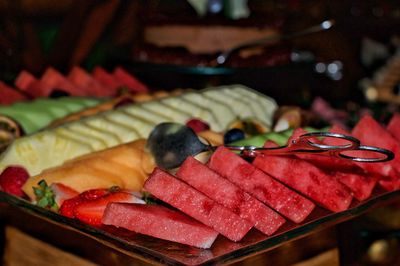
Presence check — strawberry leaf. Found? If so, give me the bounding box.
[33,180,58,212]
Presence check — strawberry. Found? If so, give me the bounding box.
[79,188,109,201]
[0,166,29,197]
[50,183,79,206]
[59,188,108,218]
[74,191,145,226]
[59,195,84,218]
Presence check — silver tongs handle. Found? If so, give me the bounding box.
[226,132,395,163]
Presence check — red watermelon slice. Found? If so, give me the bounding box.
[208,147,315,223]
[14,71,47,98]
[144,168,253,242]
[351,115,400,180]
[92,67,123,95]
[0,81,27,105]
[113,67,148,93]
[41,67,84,96]
[387,113,400,142]
[68,66,109,97]
[177,157,286,236]
[102,203,219,249]
[253,141,353,212]
[14,70,38,92]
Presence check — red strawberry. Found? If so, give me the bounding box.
[186,118,210,133]
[0,166,29,197]
[74,191,145,226]
[50,183,79,207]
[59,195,84,218]
[79,188,109,201]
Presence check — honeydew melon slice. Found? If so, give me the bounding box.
[0,107,53,134]
[84,116,137,143]
[110,110,154,138]
[66,122,120,148]
[55,126,107,150]
[122,104,169,125]
[231,86,277,127]
[160,96,220,131]
[57,97,102,108]
[203,89,254,121]
[221,89,264,124]
[181,92,235,132]
[139,101,190,124]
[0,130,92,176]
[101,111,141,138]
[29,99,72,117]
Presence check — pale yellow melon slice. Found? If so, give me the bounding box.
[22,139,155,200]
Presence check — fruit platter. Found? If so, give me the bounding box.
[1,76,400,265]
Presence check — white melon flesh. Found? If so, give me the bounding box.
[0,130,92,176]
[181,92,235,132]
[203,89,254,121]
[88,115,139,143]
[57,125,108,150]
[137,101,190,124]
[113,110,154,138]
[160,97,219,129]
[77,120,121,146]
[232,86,277,126]
[101,111,142,137]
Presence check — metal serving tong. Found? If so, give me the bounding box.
[147,123,395,169]
[226,132,394,162]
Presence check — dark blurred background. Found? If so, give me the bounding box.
[0,0,399,106]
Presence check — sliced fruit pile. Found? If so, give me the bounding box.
[1,113,399,250]
[0,85,277,176]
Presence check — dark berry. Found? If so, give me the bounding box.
[224,128,245,144]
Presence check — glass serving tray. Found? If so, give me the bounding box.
[1,187,400,265]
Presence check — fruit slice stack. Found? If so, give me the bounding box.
[0,85,277,176]
[2,113,400,249]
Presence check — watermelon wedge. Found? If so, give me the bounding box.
[14,71,47,98]
[14,70,38,92]
[103,203,219,249]
[177,157,286,235]
[208,147,315,223]
[144,168,253,242]
[92,67,123,95]
[351,115,400,180]
[68,66,109,97]
[0,81,27,105]
[387,113,400,142]
[113,67,148,93]
[41,67,84,97]
[253,143,353,212]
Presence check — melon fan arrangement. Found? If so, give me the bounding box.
[0,84,400,249]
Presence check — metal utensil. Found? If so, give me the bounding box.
[147,122,394,169]
[212,19,335,66]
